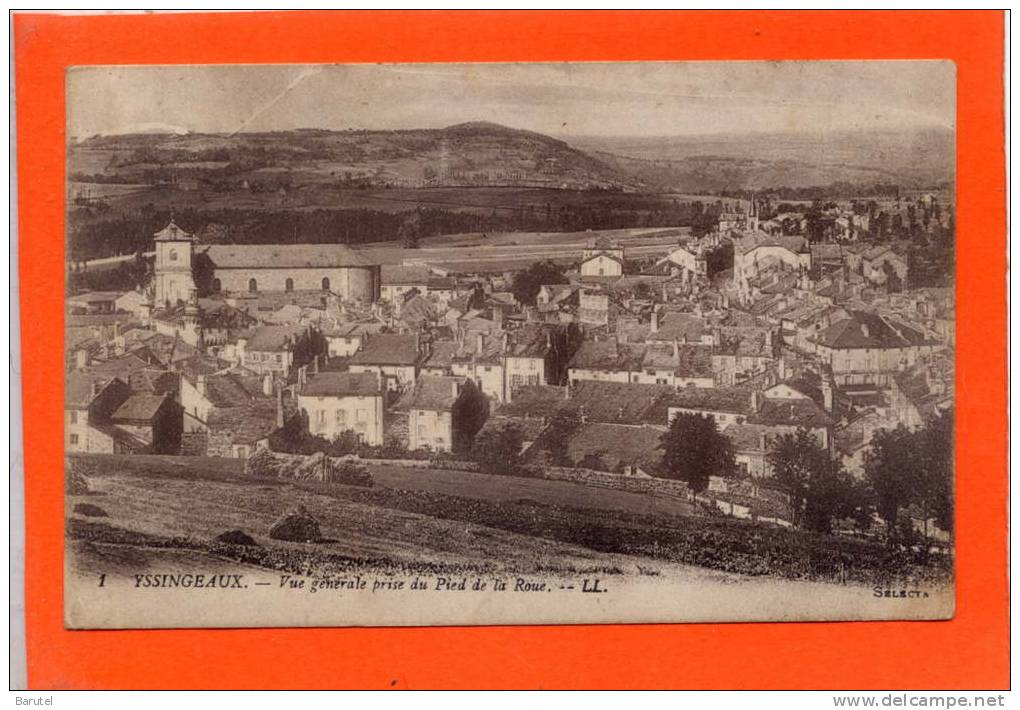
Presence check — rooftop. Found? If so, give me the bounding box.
[349,333,421,366]
[203,243,377,269]
[395,375,468,412]
[301,371,382,398]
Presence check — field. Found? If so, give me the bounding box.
[67,454,950,589]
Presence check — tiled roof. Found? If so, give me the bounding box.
[301,371,382,398]
[349,333,420,366]
[811,310,926,350]
[567,380,673,425]
[245,325,306,352]
[751,397,832,429]
[665,386,754,415]
[648,311,707,342]
[110,393,170,423]
[568,340,645,371]
[495,385,569,419]
[203,244,377,269]
[395,375,468,412]
[203,373,267,408]
[381,264,431,285]
[65,372,123,408]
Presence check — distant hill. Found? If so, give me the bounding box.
[70,122,639,191]
[68,122,954,207]
[568,128,954,191]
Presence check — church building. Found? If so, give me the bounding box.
[152,220,382,308]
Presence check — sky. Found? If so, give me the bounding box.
[67,61,955,139]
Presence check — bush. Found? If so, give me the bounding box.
[214,530,261,547]
[66,456,96,494]
[73,502,108,518]
[269,505,322,542]
[324,459,374,487]
[245,447,279,478]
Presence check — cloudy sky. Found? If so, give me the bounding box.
[67,61,955,139]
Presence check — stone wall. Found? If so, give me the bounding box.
[540,466,693,499]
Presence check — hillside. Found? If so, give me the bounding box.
[70,121,639,192]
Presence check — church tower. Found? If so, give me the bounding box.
[153,218,196,308]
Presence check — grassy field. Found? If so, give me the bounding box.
[67,454,951,587]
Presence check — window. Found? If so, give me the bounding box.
[248,278,258,293]
[357,409,367,422]
[285,278,294,292]
[335,410,346,423]
[69,411,78,424]
[69,434,79,445]
[169,249,178,262]
[321,277,331,291]
[212,278,221,293]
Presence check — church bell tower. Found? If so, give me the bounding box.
[153,218,196,309]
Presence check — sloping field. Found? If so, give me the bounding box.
[67,454,950,587]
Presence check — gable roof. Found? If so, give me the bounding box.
[203,244,376,269]
[665,386,755,416]
[245,324,306,352]
[110,393,171,423]
[301,371,382,398]
[811,310,927,350]
[349,333,420,366]
[395,375,468,412]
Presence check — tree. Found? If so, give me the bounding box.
[917,408,954,534]
[539,407,582,467]
[768,428,865,533]
[659,412,735,493]
[399,211,422,249]
[473,425,524,476]
[511,260,568,307]
[864,425,921,537]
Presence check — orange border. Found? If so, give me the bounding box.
[15,10,1007,690]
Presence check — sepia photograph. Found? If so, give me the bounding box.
[62,60,956,629]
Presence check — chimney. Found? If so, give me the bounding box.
[262,373,272,397]
[751,390,762,413]
[75,349,88,370]
[672,339,680,358]
[759,433,768,451]
[451,379,460,399]
[197,374,207,396]
[651,309,660,333]
[493,307,503,330]
[275,386,285,428]
[765,329,774,348]
[476,332,485,356]
[778,357,787,381]
[564,383,571,400]
[313,355,320,374]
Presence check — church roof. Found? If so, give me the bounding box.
[154,220,193,242]
[202,244,377,269]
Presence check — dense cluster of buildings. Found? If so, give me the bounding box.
[66,206,954,501]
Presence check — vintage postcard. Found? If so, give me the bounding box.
[63,61,955,629]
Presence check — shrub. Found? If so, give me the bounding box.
[324,459,374,487]
[268,505,321,542]
[214,530,261,547]
[245,447,279,478]
[73,502,108,518]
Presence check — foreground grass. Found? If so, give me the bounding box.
[68,454,952,586]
